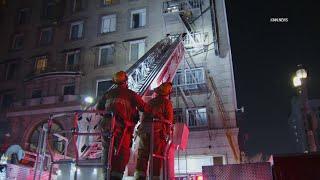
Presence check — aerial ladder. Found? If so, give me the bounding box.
[30,35,186,180]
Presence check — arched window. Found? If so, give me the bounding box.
[29,122,64,154]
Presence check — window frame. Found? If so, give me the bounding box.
[39,27,53,45]
[98,44,114,66]
[65,50,80,70]
[173,67,205,88]
[100,0,119,7]
[63,84,76,95]
[5,63,17,80]
[100,14,117,34]
[129,39,145,62]
[12,33,24,50]
[186,107,208,127]
[44,1,55,18]
[31,89,42,99]
[17,8,30,25]
[184,67,205,89]
[96,79,113,97]
[34,56,48,73]
[69,21,84,40]
[130,8,147,29]
[72,0,86,12]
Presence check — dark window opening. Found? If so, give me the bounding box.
[32,90,42,98]
[72,0,86,12]
[132,13,140,28]
[17,8,30,25]
[5,63,17,80]
[12,34,24,50]
[2,94,13,109]
[39,28,53,45]
[97,80,113,97]
[63,85,75,95]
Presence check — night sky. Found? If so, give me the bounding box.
[226,0,320,155]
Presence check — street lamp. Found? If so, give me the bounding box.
[84,96,94,104]
[293,76,302,88]
[292,65,307,88]
[291,65,317,152]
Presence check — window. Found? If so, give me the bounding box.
[65,50,80,70]
[69,21,84,40]
[213,156,224,165]
[39,27,53,45]
[63,85,75,95]
[101,14,116,33]
[129,39,145,62]
[72,0,86,12]
[35,56,48,73]
[187,107,207,127]
[17,8,30,25]
[173,68,205,90]
[12,34,24,50]
[173,71,184,86]
[96,80,113,97]
[99,45,114,66]
[185,68,205,89]
[101,0,119,6]
[32,89,42,98]
[1,94,13,109]
[130,8,146,29]
[5,63,17,80]
[44,1,55,18]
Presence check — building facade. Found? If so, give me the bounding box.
[0,0,239,177]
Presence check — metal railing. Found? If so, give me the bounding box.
[163,0,202,13]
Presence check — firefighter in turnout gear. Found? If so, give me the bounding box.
[97,71,157,180]
[135,82,174,180]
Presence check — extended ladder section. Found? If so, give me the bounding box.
[163,0,204,49]
[79,36,185,160]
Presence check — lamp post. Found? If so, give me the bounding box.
[292,65,317,152]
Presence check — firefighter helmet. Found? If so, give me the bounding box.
[155,82,173,96]
[112,71,128,84]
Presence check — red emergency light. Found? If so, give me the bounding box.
[196,175,203,180]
